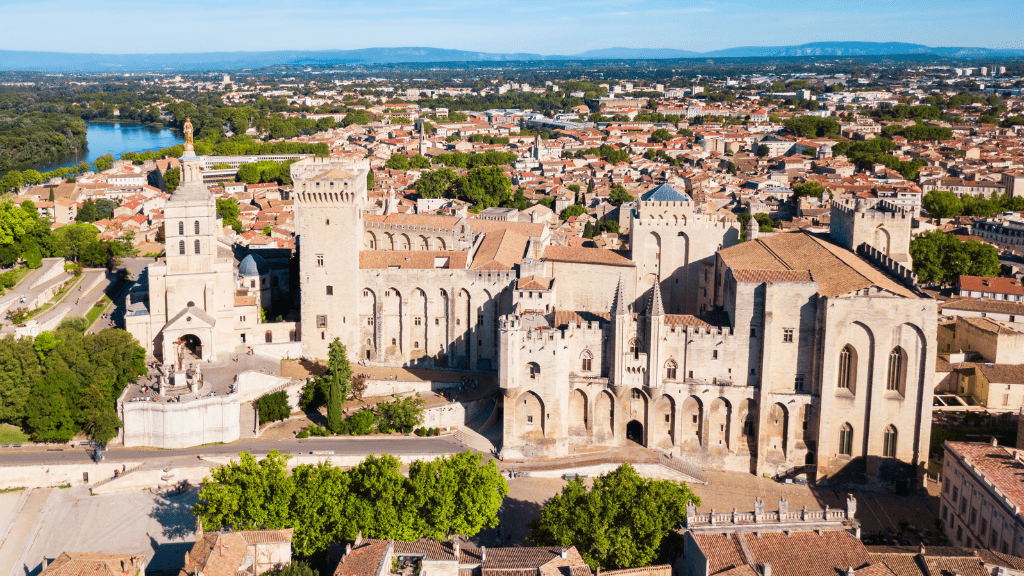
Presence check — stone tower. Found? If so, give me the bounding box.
[292,156,371,359]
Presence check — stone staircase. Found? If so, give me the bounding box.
[239,401,257,439]
[452,426,497,454]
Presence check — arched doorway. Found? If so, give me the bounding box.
[626,420,644,446]
[182,334,202,358]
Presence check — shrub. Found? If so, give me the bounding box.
[57,316,90,333]
[256,391,291,425]
[415,427,425,437]
[305,424,329,437]
[375,396,425,434]
[430,427,440,436]
[296,430,310,439]
[348,409,375,435]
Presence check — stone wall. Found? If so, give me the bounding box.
[120,394,240,449]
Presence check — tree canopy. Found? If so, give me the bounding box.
[195,450,508,560]
[527,463,699,570]
[910,230,1000,285]
[0,328,146,443]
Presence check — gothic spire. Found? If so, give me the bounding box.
[611,275,627,316]
[648,279,665,317]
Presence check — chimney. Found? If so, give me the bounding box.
[992,437,998,447]
[453,536,460,560]
[42,558,48,571]
[560,548,568,559]
[847,568,856,576]
[920,545,926,555]
[196,519,204,539]
[184,552,190,566]
[481,546,486,563]
[355,531,363,547]
[763,563,771,576]
[345,544,351,556]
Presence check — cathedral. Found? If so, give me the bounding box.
[125,151,937,483]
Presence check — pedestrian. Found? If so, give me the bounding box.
[122,464,126,473]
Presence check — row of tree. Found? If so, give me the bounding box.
[0,325,147,443]
[921,190,1024,219]
[0,201,134,270]
[194,450,509,560]
[194,451,699,572]
[910,230,1000,285]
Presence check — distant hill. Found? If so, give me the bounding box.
[1,42,1021,72]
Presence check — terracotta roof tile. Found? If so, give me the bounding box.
[359,251,468,270]
[42,553,145,576]
[947,442,1024,520]
[692,534,746,575]
[739,530,872,576]
[471,229,528,270]
[718,232,915,298]
[543,246,634,268]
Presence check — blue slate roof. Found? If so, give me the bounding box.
[640,183,690,203]
[239,253,269,277]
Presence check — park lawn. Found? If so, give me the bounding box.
[0,423,30,443]
[86,296,110,325]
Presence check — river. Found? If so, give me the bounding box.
[37,121,184,173]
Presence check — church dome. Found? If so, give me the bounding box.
[239,253,270,277]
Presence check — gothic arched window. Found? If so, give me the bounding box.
[194,220,200,234]
[178,221,184,235]
[887,347,907,392]
[839,423,853,456]
[194,239,200,254]
[883,425,897,458]
[178,240,185,255]
[666,359,678,380]
[838,345,856,391]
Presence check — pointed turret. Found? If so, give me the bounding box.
[746,214,759,242]
[611,275,627,316]
[648,280,665,316]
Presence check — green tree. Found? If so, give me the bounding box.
[76,200,99,223]
[23,370,79,442]
[290,462,353,557]
[407,451,509,540]
[560,204,585,220]
[582,222,595,239]
[385,154,410,170]
[367,170,375,191]
[375,396,424,434]
[922,190,963,218]
[194,450,296,531]
[416,168,458,199]
[300,338,352,431]
[343,454,420,541]
[792,181,825,200]
[216,198,244,233]
[527,463,700,570]
[93,154,115,172]
[608,184,632,206]
[649,128,672,143]
[53,223,99,262]
[164,168,180,193]
[256,391,291,425]
[910,231,1001,285]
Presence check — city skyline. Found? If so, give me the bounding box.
[3,0,1023,55]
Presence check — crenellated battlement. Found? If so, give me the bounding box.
[832,199,912,221]
[366,221,457,234]
[856,243,918,288]
[633,216,739,231]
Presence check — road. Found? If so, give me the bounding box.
[0,435,466,465]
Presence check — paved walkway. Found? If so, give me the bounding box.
[0,488,51,576]
[0,436,466,466]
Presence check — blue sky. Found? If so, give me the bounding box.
[3,0,1022,54]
